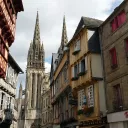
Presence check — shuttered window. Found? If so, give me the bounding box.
[113,84,122,109]
[125,39,128,57]
[74,64,78,78]
[118,10,126,26]
[111,10,126,32]
[78,89,85,110]
[110,47,118,68]
[74,40,80,51]
[72,66,74,78]
[87,85,94,107]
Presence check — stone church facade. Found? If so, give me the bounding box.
[17,12,50,128]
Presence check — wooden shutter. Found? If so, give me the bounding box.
[118,10,126,26]
[77,40,80,51]
[85,56,88,71]
[125,39,128,57]
[79,61,81,73]
[110,48,117,66]
[72,66,74,78]
[87,85,94,107]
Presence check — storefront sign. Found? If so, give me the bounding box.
[124,112,128,118]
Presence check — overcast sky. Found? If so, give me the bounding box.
[10,0,123,92]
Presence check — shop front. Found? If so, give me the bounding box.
[107,110,128,128]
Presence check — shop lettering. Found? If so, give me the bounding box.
[124,112,128,118]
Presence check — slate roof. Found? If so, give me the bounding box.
[8,53,24,73]
[73,17,103,38]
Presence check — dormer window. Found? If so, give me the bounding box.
[73,39,81,55]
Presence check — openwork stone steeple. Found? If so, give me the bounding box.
[27,12,44,69]
[33,11,41,45]
[61,15,68,48]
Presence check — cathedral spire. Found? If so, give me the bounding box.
[33,11,41,45]
[61,15,68,47]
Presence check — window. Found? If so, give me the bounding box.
[109,47,118,68]
[74,64,78,78]
[0,93,4,109]
[73,39,80,55]
[113,85,123,110]
[71,64,78,80]
[78,89,84,110]
[111,10,126,32]
[78,56,88,76]
[125,38,128,57]
[87,85,94,108]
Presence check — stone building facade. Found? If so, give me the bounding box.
[100,0,128,128]
[42,83,53,128]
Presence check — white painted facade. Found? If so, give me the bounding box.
[0,54,23,128]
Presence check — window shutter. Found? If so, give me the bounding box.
[77,40,80,51]
[118,10,126,25]
[79,61,81,73]
[110,48,117,66]
[87,85,94,107]
[111,19,116,32]
[85,56,88,71]
[125,39,128,57]
[72,66,74,78]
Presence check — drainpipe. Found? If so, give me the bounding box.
[98,26,108,115]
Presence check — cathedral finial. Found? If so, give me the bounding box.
[61,15,68,47]
[33,11,41,45]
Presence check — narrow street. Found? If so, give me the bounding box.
[0,0,128,128]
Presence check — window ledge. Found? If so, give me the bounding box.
[72,50,80,55]
[78,71,87,76]
[111,64,118,69]
[71,77,79,81]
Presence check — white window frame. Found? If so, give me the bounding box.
[74,39,80,52]
[87,85,94,108]
[78,89,85,110]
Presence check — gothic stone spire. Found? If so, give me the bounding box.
[33,11,41,45]
[61,15,68,47]
[27,12,45,69]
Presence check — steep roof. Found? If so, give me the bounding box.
[67,17,103,46]
[8,53,24,73]
[73,17,103,38]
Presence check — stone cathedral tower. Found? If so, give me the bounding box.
[23,12,45,128]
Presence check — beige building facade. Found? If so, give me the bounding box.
[68,17,107,128]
